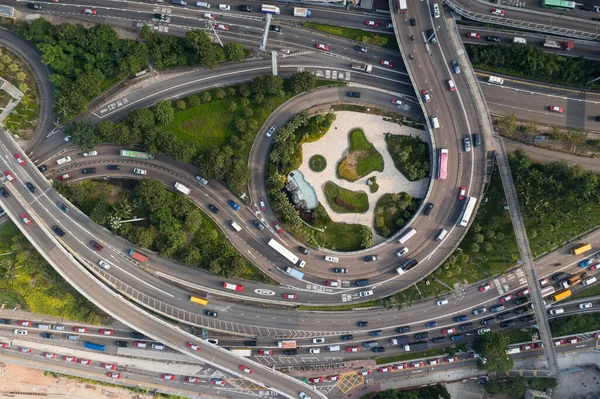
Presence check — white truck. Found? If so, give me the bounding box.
[56,156,72,165]
[174,182,191,195]
[229,348,252,357]
[351,63,373,73]
[293,7,311,17]
[230,221,242,232]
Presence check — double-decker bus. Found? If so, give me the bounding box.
[437,149,448,180]
[542,0,575,10]
[120,150,154,160]
[398,0,407,14]
[458,196,477,227]
[190,295,209,306]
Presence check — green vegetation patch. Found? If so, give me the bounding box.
[484,376,557,398]
[375,344,466,364]
[373,193,420,237]
[503,328,538,344]
[0,222,104,323]
[370,386,450,399]
[385,134,430,181]
[303,22,399,51]
[323,181,369,214]
[368,176,379,193]
[337,128,384,182]
[309,155,327,172]
[566,284,600,301]
[550,313,600,336]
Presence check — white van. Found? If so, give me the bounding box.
[430,115,440,129]
[548,308,564,315]
[488,76,504,85]
[432,3,440,18]
[436,229,448,241]
[196,1,210,7]
[477,327,491,335]
[151,343,165,350]
[583,276,597,286]
[56,156,72,165]
[398,228,417,244]
[218,4,230,10]
[327,345,340,352]
[513,37,527,44]
[324,256,339,263]
[230,221,242,232]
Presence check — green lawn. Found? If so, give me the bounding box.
[309,155,327,172]
[303,22,399,51]
[375,343,466,364]
[0,290,27,310]
[565,284,600,301]
[323,181,369,213]
[549,313,600,336]
[385,134,430,181]
[503,328,538,345]
[337,129,384,181]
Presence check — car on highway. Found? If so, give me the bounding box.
[20,347,33,353]
[44,352,57,359]
[568,337,581,344]
[63,356,77,362]
[454,315,468,322]
[347,346,361,352]
[3,171,15,183]
[315,43,329,51]
[486,36,500,42]
[83,150,98,157]
[14,153,25,166]
[379,366,389,373]
[82,168,96,174]
[204,13,216,19]
[309,377,323,383]
[259,349,272,355]
[133,168,147,175]
[491,8,505,16]
[20,213,32,226]
[333,268,348,273]
[549,105,563,113]
[309,347,320,354]
[437,298,449,306]
[539,277,549,286]
[215,24,229,30]
[380,60,393,67]
[82,8,96,14]
[458,186,466,200]
[227,200,240,211]
[518,289,530,296]
[74,327,87,333]
[41,333,54,339]
[18,320,31,327]
[312,337,325,344]
[463,137,471,152]
[0,188,9,198]
[283,293,297,299]
[273,222,283,234]
[391,98,405,107]
[421,89,431,103]
[365,20,379,26]
[426,321,438,328]
[442,327,456,335]
[13,329,27,335]
[185,376,199,383]
[466,32,481,39]
[25,182,37,194]
[479,282,492,292]
[258,197,267,211]
[28,3,42,9]
[52,225,65,237]
[58,173,71,181]
[340,334,353,340]
[365,255,379,262]
[212,378,226,385]
[265,126,276,138]
[354,45,368,52]
[409,18,416,26]
[103,363,116,370]
[579,302,593,309]
[99,329,113,335]
[395,247,409,257]
[79,359,91,366]
[239,365,253,374]
[269,25,282,32]
[447,79,456,92]
[499,294,513,303]
[328,375,341,382]
[204,309,218,317]
[223,282,244,292]
[451,60,461,74]
[446,356,459,363]
[472,307,486,315]
[162,374,176,380]
[108,372,120,379]
[187,342,200,351]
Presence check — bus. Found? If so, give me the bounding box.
[551,289,572,302]
[120,150,154,160]
[540,286,555,298]
[190,295,209,306]
[261,4,280,14]
[571,243,592,256]
[229,347,252,357]
[438,149,448,180]
[398,0,407,14]
[268,239,306,267]
[542,0,575,10]
[459,197,477,227]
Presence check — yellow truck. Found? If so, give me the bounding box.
[571,243,592,255]
[551,289,572,302]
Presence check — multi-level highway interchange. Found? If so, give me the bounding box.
[0,0,599,397]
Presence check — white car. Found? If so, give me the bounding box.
[218,4,230,10]
[64,135,71,142]
[299,393,311,399]
[437,298,449,306]
[133,168,147,175]
[395,247,409,257]
[312,337,325,344]
[13,329,27,335]
[266,125,277,137]
[463,138,471,152]
[579,302,593,309]
[359,290,373,298]
[98,260,110,270]
[309,348,320,354]
[83,151,98,157]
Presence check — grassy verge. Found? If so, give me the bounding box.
[375,343,466,365]
[373,193,420,237]
[323,181,369,213]
[385,134,430,181]
[303,22,399,51]
[0,222,104,323]
[297,301,378,311]
[565,285,600,302]
[309,155,327,172]
[337,128,384,181]
[550,313,600,336]
[503,328,538,344]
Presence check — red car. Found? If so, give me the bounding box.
[212,378,226,385]
[380,60,393,67]
[223,282,244,292]
[79,359,91,366]
[185,376,199,383]
[18,320,31,327]
[520,344,532,351]
[82,8,96,14]
[549,105,563,113]
[458,186,466,200]
[391,98,405,107]
[447,79,456,92]
[74,327,87,333]
[421,89,431,103]
[328,375,341,382]
[239,365,253,374]
[259,198,267,211]
[539,278,549,287]
[20,214,32,225]
[445,356,458,363]
[58,173,71,181]
[273,222,283,234]
[347,346,360,352]
[553,339,564,346]
[4,171,15,182]
[108,372,120,379]
[316,43,329,51]
[0,343,7,349]
[44,352,57,359]
[589,264,598,271]
[393,364,405,370]
[365,20,379,27]
[568,337,580,344]
[215,24,229,30]
[360,370,372,376]
[14,153,25,166]
[441,327,456,335]
[259,349,272,355]
[467,32,481,39]
[491,8,505,16]
[479,282,492,292]
[162,374,176,380]
[103,363,116,370]
[284,293,297,299]
[411,361,424,368]
[499,294,513,303]
[309,377,323,383]
[20,347,33,353]
[379,367,389,373]
[99,329,113,335]
[63,356,77,362]
[187,342,200,351]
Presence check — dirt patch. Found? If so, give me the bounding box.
[337,150,369,181]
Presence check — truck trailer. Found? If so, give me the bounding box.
[278,340,297,348]
[85,342,106,351]
[543,39,574,50]
[404,342,428,351]
[293,7,311,17]
[283,267,304,280]
[351,63,373,73]
[129,250,148,263]
[174,182,191,195]
[391,335,410,345]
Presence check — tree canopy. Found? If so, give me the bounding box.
[473,331,513,373]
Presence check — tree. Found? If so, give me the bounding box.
[473,331,513,373]
[188,95,201,107]
[63,121,99,151]
[224,42,245,62]
[127,108,156,131]
[200,92,211,103]
[176,99,186,110]
[154,100,175,125]
[215,88,226,99]
[288,71,316,94]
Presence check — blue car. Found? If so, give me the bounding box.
[579,259,592,267]
[454,315,468,322]
[228,200,240,211]
[426,321,438,328]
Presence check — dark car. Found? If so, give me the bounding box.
[41,333,54,339]
[298,246,310,255]
[57,202,69,213]
[426,321,438,328]
[269,25,282,32]
[354,45,368,52]
[347,91,361,98]
[107,165,120,170]
[486,36,501,42]
[283,349,297,355]
[0,319,11,324]
[454,315,468,322]
[451,334,465,341]
[253,220,265,231]
[460,323,474,331]
[372,347,385,353]
[356,279,370,286]
[423,202,434,215]
[481,317,496,326]
[131,332,145,339]
[552,272,570,282]
[432,336,447,344]
[116,341,129,347]
[513,307,527,315]
[245,341,257,346]
[515,297,528,305]
[204,310,218,317]
[25,182,37,193]
[82,168,97,174]
[365,255,378,262]
[340,334,354,340]
[396,326,410,333]
[0,188,9,198]
[52,225,65,237]
[27,3,42,10]
[357,321,368,327]
[90,240,103,251]
[409,18,416,26]
[414,332,429,340]
[520,315,535,323]
[208,204,219,213]
[238,4,252,11]
[369,330,383,337]
[500,320,516,328]
[38,165,47,172]
[334,268,348,273]
[496,312,511,320]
